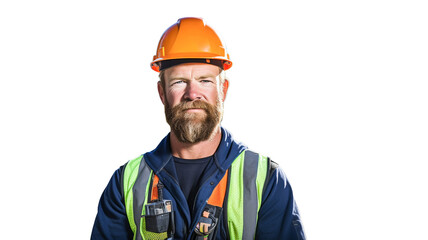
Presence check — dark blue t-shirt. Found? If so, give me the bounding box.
[173,155,213,214]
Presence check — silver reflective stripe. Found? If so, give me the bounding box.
[132,157,151,240]
[242,150,260,240]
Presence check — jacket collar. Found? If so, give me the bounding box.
[144,127,247,175]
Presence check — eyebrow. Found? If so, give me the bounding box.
[168,75,216,81]
[196,75,216,80]
[169,77,188,81]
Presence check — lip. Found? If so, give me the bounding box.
[185,108,205,112]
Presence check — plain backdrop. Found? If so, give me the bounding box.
[1,0,427,239]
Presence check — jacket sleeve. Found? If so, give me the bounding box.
[91,165,133,240]
[255,161,306,240]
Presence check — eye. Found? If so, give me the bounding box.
[171,80,184,86]
[200,79,214,84]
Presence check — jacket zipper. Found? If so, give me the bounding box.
[158,169,190,238]
[190,158,221,239]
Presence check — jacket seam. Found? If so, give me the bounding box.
[262,157,273,196]
[120,162,128,204]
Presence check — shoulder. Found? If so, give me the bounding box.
[266,158,280,181]
[239,149,279,176]
[242,150,288,187]
[121,155,147,183]
[120,154,147,194]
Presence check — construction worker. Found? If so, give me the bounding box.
[91,17,306,240]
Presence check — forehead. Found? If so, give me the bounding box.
[164,63,221,80]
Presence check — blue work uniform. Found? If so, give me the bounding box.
[91,127,306,239]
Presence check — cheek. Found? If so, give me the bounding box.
[209,88,222,103]
[165,91,182,107]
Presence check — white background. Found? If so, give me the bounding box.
[1,0,427,239]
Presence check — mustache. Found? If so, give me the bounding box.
[174,100,211,111]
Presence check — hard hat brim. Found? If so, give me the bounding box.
[151,57,232,72]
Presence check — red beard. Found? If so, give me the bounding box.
[165,99,222,143]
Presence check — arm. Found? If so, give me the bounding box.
[255,160,306,240]
[91,165,133,240]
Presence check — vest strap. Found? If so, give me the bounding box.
[227,150,268,240]
[123,155,152,240]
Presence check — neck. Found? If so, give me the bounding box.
[170,127,222,159]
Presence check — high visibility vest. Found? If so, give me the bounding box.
[123,150,269,240]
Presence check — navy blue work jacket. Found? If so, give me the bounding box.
[91,127,305,239]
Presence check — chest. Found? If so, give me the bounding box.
[123,150,268,240]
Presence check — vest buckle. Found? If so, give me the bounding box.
[194,204,223,238]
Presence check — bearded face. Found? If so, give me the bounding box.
[164,98,223,144]
[159,63,228,144]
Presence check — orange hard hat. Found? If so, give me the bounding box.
[150,17,232,72]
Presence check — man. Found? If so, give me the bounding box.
[91,17,305,240]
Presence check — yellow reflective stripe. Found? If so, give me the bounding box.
[123,155,143,236]
[227,151,246,240]
[256,155,268,220]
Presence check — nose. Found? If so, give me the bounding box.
[184,81,202,101]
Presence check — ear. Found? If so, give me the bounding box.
[221,79,229,102]
[157,81,166,105]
